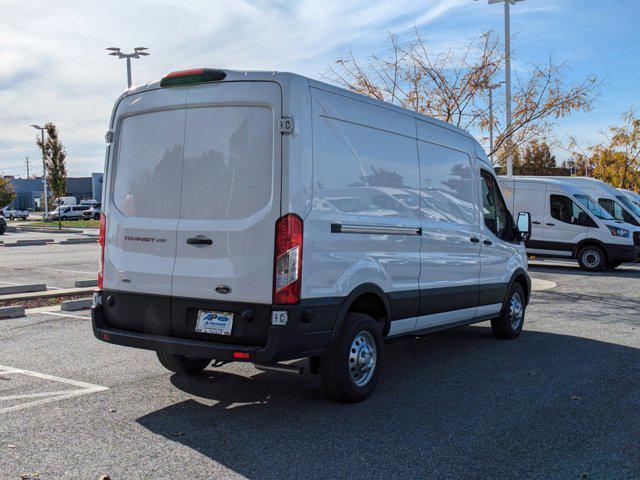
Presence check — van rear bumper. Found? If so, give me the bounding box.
[91,292,339,363]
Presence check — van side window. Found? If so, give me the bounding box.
[480,170,511,241]
[550,195,593,226]
[598,198,638,226]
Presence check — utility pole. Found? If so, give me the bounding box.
[25,156,30,179]
[30,124,49,214]
[487,82,504,164]
[105,47,150,88]
[476,0,525,177]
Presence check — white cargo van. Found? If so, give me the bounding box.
[93,68,532,402]
[618,188,640,210]
[499,176,640,270]
[545,177,640,228]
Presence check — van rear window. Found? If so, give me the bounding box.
[113,110,185,219]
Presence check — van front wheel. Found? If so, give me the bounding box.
[320,313,383,403]
[156,352,211,374]
[577,245,605,271]
[491,283,526,339]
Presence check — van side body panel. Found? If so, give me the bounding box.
[302,87,422,325]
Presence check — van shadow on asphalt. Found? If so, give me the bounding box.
[136,327,640,479]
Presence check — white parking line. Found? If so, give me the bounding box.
[0,364,108,414]
[39,311,90,320]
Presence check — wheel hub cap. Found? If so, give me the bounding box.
[509,293,524,330]
[349,331,377,387]
[584,251,600,268]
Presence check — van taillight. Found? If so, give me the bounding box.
[273,214,303,304]
[98,213,106,290]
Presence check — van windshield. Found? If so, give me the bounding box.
[616,195,640,218]
[574,194,614,220]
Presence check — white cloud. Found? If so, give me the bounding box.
[0,0,470,177]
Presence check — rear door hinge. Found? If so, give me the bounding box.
[105,130,114,144]
[278,117,294,135]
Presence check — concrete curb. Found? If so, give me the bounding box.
[61,298,92,311]
[531,278,557,292]
[3,239,55,247]
[0,306,26,319]
[15,226,84,234]
[75,280,98,288]
[59,238,98,244]
[0,284,47,295]
[0,287,96,303]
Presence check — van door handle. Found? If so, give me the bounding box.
[546,223,555,226]
[470,237,480,243]
[483,240,493,246]
[532,221,541,225]
[187,237,213,246]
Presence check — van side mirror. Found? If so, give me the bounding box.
[577,211,589,226]
[516,212,531,242]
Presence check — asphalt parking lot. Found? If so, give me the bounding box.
[0,230,98,289]
[0,262,638,479]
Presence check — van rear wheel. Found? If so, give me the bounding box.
[320,313,383,403]
[156,352,211,374]
[577,245,605,271]
[491,283,526,339]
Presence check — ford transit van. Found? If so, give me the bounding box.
[618,188,640,210]
[93,69,532,402]
[546,177,640,228]
[499,176,640,270]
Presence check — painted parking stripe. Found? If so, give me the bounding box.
[40,311,90,320]
[0,364,108,414]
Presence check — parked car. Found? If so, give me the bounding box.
[499,176,640,270]
[0,215,6,235]
[93,68,532,403]
[1,206,29,220]
[49,205,91,221]
[82,204,101,220]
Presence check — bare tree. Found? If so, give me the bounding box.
[328,29,599,167]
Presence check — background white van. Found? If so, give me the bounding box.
[547,177,640,228]
[499,176,640,270]
[93,68,532,402]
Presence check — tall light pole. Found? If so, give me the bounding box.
[105,47,150,88]
[488,81,504,164]
[477,0,525,176]
[30,124,49,214]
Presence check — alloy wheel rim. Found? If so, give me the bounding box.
[509,292,524,330]
[349,330,377,387]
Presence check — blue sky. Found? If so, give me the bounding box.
[0,0,638,177]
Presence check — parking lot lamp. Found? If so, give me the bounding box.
[476,0,525,176]
[106,47,150,88]
[30,124,48,214]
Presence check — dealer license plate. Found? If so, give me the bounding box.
[195,310,234,336]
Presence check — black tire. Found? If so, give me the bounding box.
[0,227,5,235]
[156,352,211,374]
[93,213,100,220]
[577,245,606,271]
[9,214,14,221]
[605,261,622,270]
[491,283,526,339]
[320,313,383,403]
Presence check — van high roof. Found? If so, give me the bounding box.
[123,68,478,147]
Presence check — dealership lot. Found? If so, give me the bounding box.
[0,263,638,479]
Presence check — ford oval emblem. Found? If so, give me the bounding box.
[215,285,232,295]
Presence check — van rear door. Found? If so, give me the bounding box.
[105,89,188,298]
[170,82,281,310]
